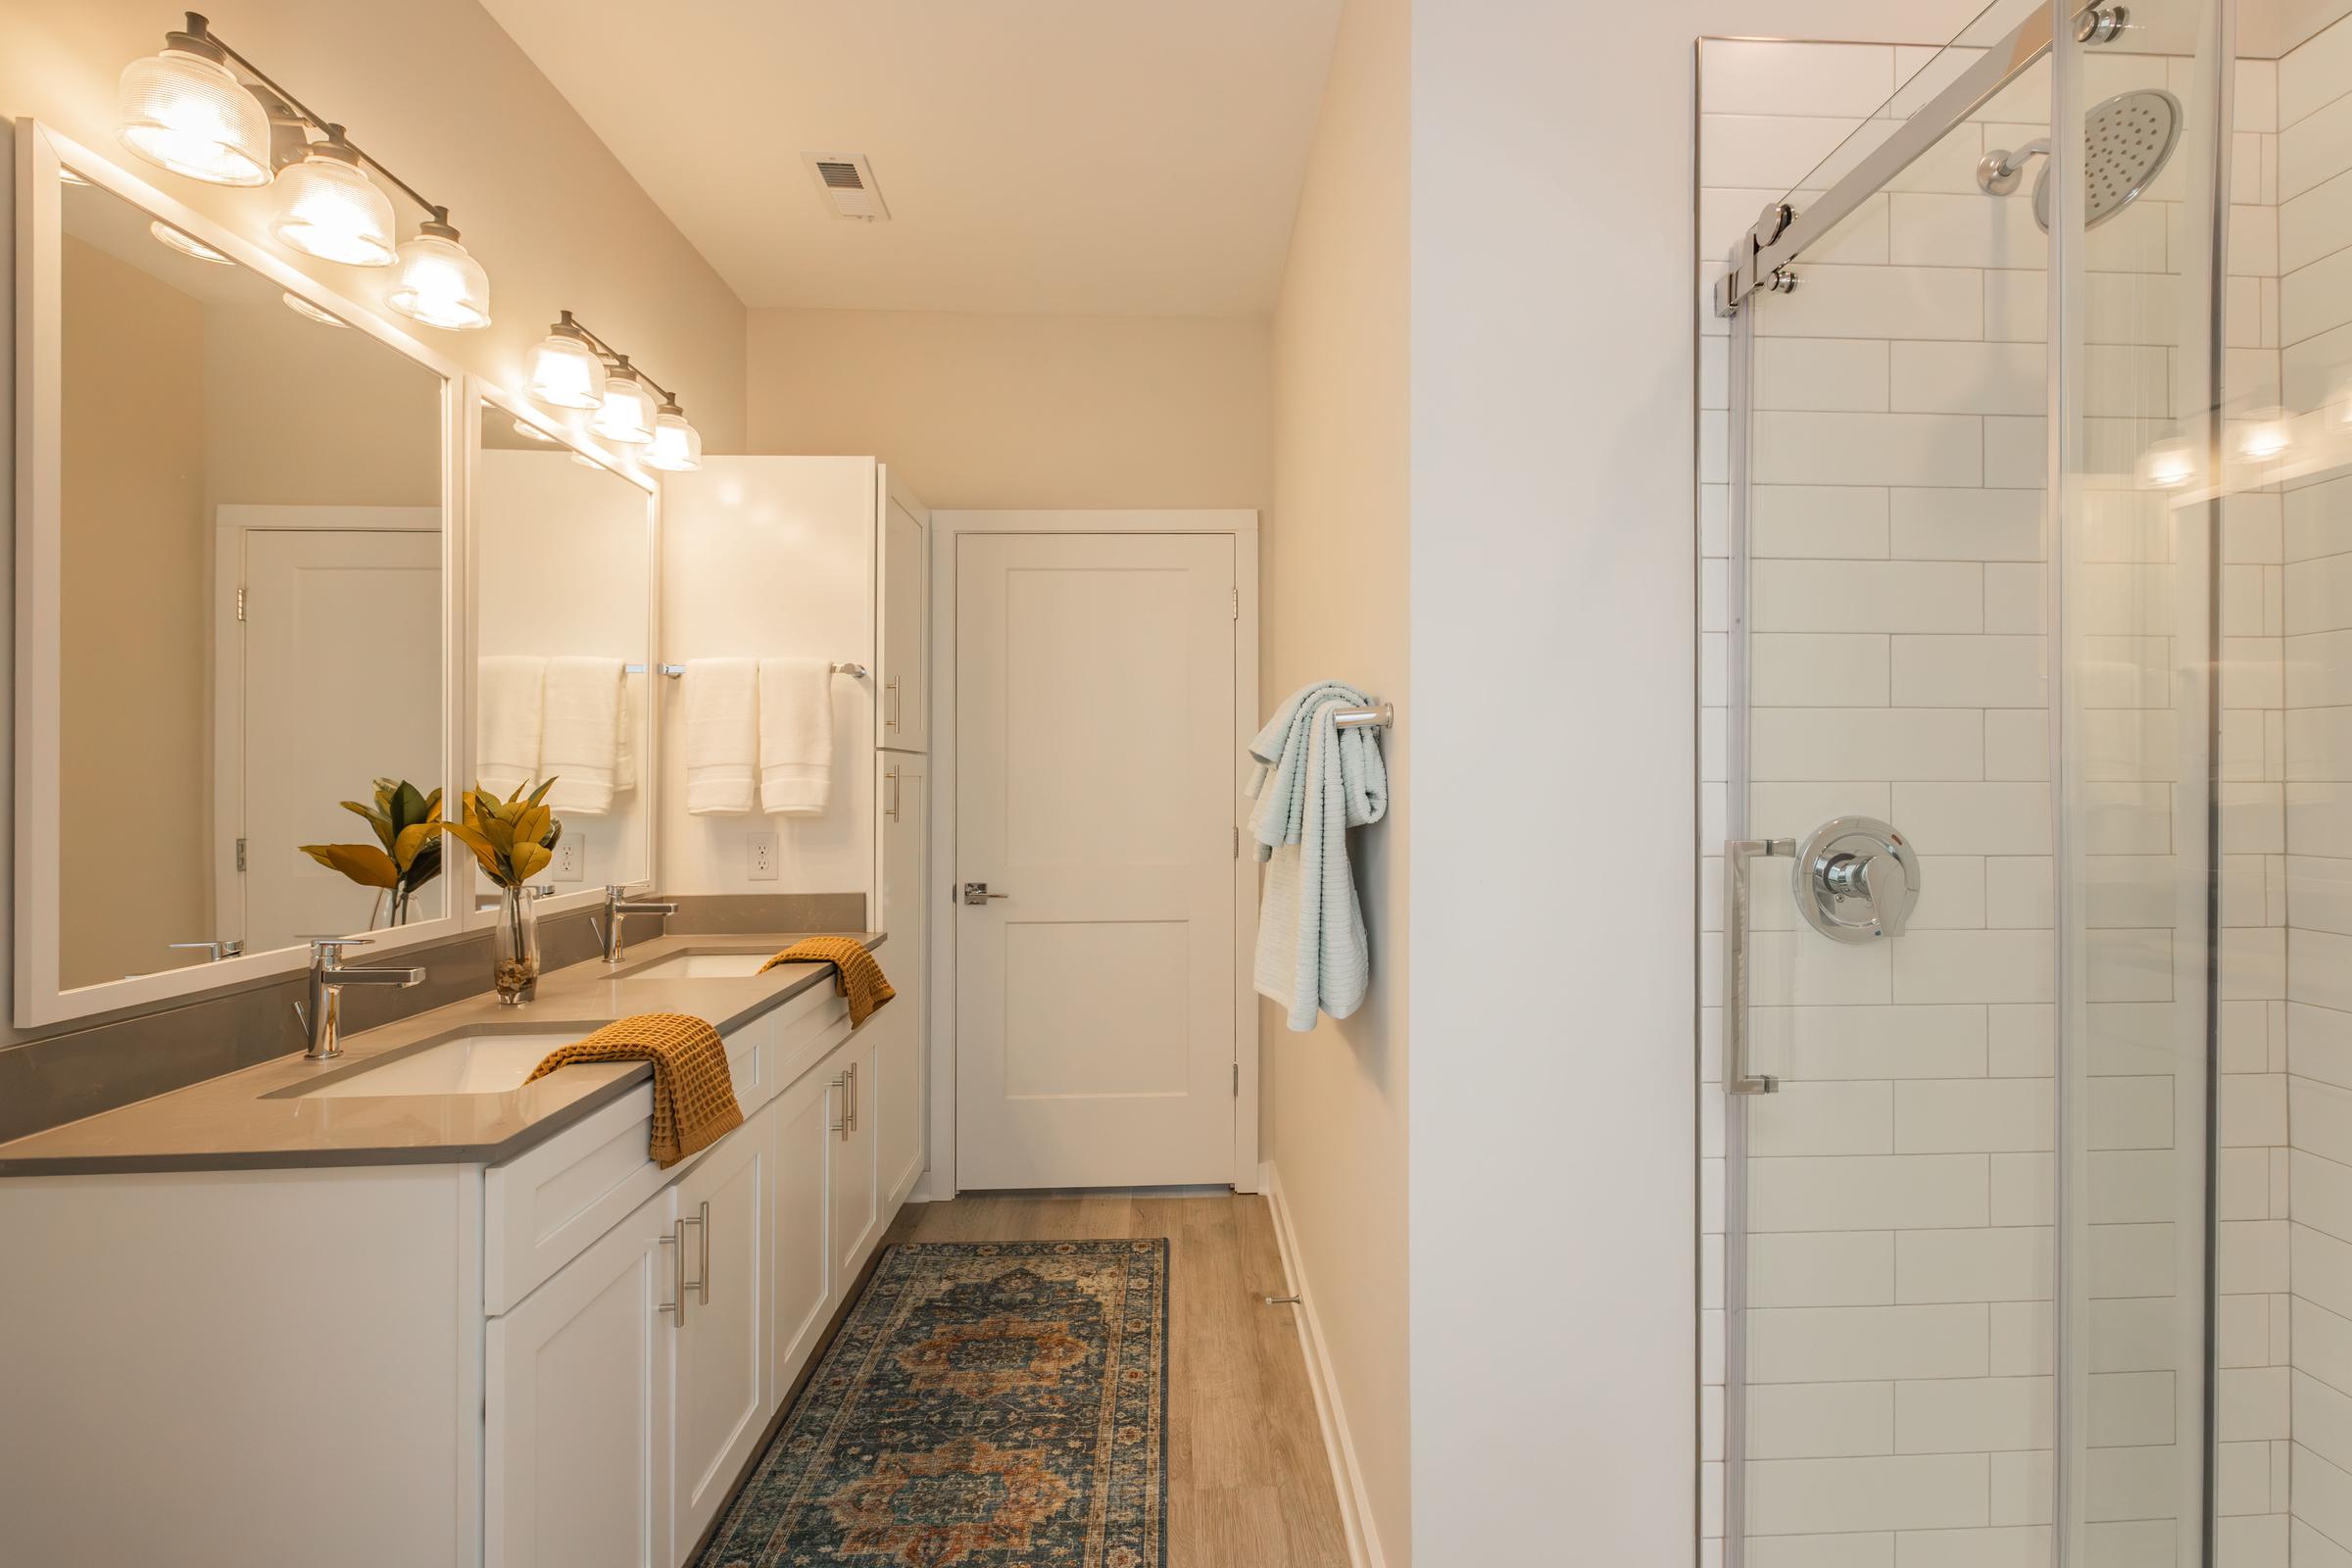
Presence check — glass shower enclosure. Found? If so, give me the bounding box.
[1693,0,2344,1556]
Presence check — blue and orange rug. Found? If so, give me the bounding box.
[698,1239,1169,1568]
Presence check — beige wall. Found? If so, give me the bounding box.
[745,308,1270,510]
[203,304,441,508]
[58,236,209,991]
[1262,0,1410,1559]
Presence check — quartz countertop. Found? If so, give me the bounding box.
[0,931,883,1177]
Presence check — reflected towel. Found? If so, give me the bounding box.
[759,658,833,816]
[615,676,639,793]
[760,937,894,1026]
[527,1012,744,1167]
[1246,681,1388,1031]
[477,656,545,798]
[684,659,759,814]
[542,657,625,814]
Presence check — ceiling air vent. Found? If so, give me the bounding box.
[802,153,889,222]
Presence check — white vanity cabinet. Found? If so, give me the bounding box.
[877,478,930,754]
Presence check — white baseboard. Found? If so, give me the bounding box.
[1259,1159,1386,1568]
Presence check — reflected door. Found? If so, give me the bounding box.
[236,524,443,951]
[954,533,1237,1189]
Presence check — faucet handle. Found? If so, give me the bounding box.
[305,935,373,960]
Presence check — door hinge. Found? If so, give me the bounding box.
[1232,1061,1240,1096]
[234,585,248,622]
[1233,824,1239,858]
[1230,586,1239,620]
[235,837,247,872]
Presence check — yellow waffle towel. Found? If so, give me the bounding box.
[760,937,896,1026]
[527,1012,744,1167]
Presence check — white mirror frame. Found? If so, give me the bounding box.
[459,379,662,930]
[13,122,471,1027]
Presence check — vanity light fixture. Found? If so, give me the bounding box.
[2135,435,2198,490]
[271,127,395,266]
[280,291,348,328]
[511,416,558,443]
[2233,406,2293,463]
[528,311,701,468]
[149,219,232,265]
[117,13,490,328]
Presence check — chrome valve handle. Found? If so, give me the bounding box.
[1794,816,1919,944]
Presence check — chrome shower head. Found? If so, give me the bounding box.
[1975,87,2182,232]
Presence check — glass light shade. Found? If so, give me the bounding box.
[272,145,395,266]
[2233,407,2293,464]
[149,220,231,265]
[512,416,557,443]
[526,331,606,409]
[118,43,271,187]
[2136,436,2198,490]
[591,373,657,445]
[386,224,491,331]
[643,409,704,472]
[281,291,347,328]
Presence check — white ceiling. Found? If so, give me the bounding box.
[479,0,1346,317]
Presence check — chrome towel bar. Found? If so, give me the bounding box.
[624,662,869,680]
[1333,703,1394,729]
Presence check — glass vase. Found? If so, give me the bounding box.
[493,884,541,1004]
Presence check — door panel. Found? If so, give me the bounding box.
[769,1068,833,1401]
[878,760,926,1204]
[879,493,926,752]
[670,1110,768,1559]
[955,533,1237,1189]
[828,1037,880,1286]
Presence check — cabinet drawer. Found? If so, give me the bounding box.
[485,1021,764,1316]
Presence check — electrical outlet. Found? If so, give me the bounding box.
[553,834,585,883]
[747,830,779,881]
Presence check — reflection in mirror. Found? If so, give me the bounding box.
[57,172,445,991]
[472,403,654,900]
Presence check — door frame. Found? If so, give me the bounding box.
[924,510,1261,1200]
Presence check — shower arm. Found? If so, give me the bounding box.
[1978,137,2054,195]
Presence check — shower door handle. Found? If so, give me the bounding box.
[1724,837,1795,1097]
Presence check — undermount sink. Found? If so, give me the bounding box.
[296,1032,586,1099]
[619,951,781,980]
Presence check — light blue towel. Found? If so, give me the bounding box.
[1246,681,1388,1031]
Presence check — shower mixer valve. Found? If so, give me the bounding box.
[1793,815,1919,944]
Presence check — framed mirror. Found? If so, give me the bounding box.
[466,389,659,916]
[15,122,465,1025]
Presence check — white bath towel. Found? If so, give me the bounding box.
[1247,681,1388,1032]
[541,657,626,814]
[684,659,760,814]
[759,657,833,816]
[615,675,639,793]
[477,656,546,798]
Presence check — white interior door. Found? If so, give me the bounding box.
[237,527,442,951]
[955,532,1237,1189]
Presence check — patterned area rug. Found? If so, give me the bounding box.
[698,1239,1168,1568]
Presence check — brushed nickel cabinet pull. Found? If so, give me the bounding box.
[885,676,902,733]
[694,1200,710,1305]
[829,1072,850,1139]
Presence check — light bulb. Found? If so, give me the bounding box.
[281,291,347,327]
[271,133,395,266]
[592,368,656,445]
[149,220,231,265]
[526,322,605,410]
[2136,436,2198,490]
[386,213,490,331]
[643,403,703,472]
[117,26,271,187]
[2234,407,2293,464]
[512,416,557,443]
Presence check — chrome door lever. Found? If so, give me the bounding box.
[1724,837,1794,1097]
[962,882,1008,906]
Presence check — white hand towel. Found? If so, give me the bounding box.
[614,674,639,794]
[759,657,833,816]
[541,657,625,814]
[477,656,546,798]
[684,659,759,814]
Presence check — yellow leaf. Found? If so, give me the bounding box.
[299,842,399,890]
[512,842,552,883]
[393,821,435,872]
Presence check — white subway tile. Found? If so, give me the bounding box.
[1985,710,2049,781]
[1987,1004,2054,1076]
[1894,930,2055,1005]
[1751,1230,1896,1306]
[1983,417,2046,489]
[2090,1220,2177,1298]
[1889,192,2047,270]
[2301,1152,2352,1249]
[1989,1447,2052,1526]
[2225,1073,2290,1147]
[2289,552,2352,635]
[2090,1151,2180,1224]
[1991,1153,2053,1227]
[2285,247,2352,350]
[2224,1365,2291,1443]
[1749,1004,1988,1079]
[2286,856,2352,934]
[2301,1371,2352,1480]
[1752,484,1892,559]
[2281,14,2352,127]
[1985,858,2053,928]
[1752,708,1984,781]
[2084,1444,2178,1524]
[1984,564,2043,634]
[1895,1226,2051,1303]
[2292,784,2352,860]
[1749,1079,1895,1156]
[2087,1075,2175,1151]
[1891,635,2045,707]
[1757,337,1893,412]
[1760,264,1986,340]
[1893,782,2051,856]
[2281,91,2352,202]
[2294,1516,2352,1568]
[1894,1376,2050,1453]
[1745,1452,1990,1535]
[1754,412,1984,488]
[1895,1076,2052,1152]
[1749,1303,1990,1385]
[1749,1380,1896,1458]
[1892,1526,2048,1567]
[2294,928,2352,1012]
[1753,561,1984,633]
[1701,113,1868,189]
[1989,1300,2053,1377]
[1748,1153,1990,1232]
[1888,341,2043,417]
[1753,634,1890,707]
[1889,487,2044,562]
[2294,1222,2352,1322]
[2281,170,2352,273]
[2089,1369,2177,1448]
[2299,1077,2352,1166]
[2294,1001,2352,1090]
[1750,1534,1894,1568]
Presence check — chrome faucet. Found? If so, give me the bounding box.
[595,885,678,965]
[168,938,245,962]
[298,938,425,1061]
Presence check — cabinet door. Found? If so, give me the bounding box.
[671,1106,770,1561]
[877,759,926,1205]
[486,1188,674,1568]
[877,490,927,752]
[828,1036,882,1293]
[769,1064,834,1404]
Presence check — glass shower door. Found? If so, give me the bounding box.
[1709,2,2225,1561]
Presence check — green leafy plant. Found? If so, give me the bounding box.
[299,778,444,926]
[438,778,564,889]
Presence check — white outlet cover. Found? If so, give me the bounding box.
[747,830,779,881]
[554,833,586,882]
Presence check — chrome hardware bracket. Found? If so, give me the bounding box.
[1723,837,1795,1095]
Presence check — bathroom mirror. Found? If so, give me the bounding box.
[15,124,461,1024]
[469,396,659,905]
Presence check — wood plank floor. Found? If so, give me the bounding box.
[882,1191,1352,1568]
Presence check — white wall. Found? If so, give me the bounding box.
[1264,0,1411,1558]
[1402,1,1990,1561]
